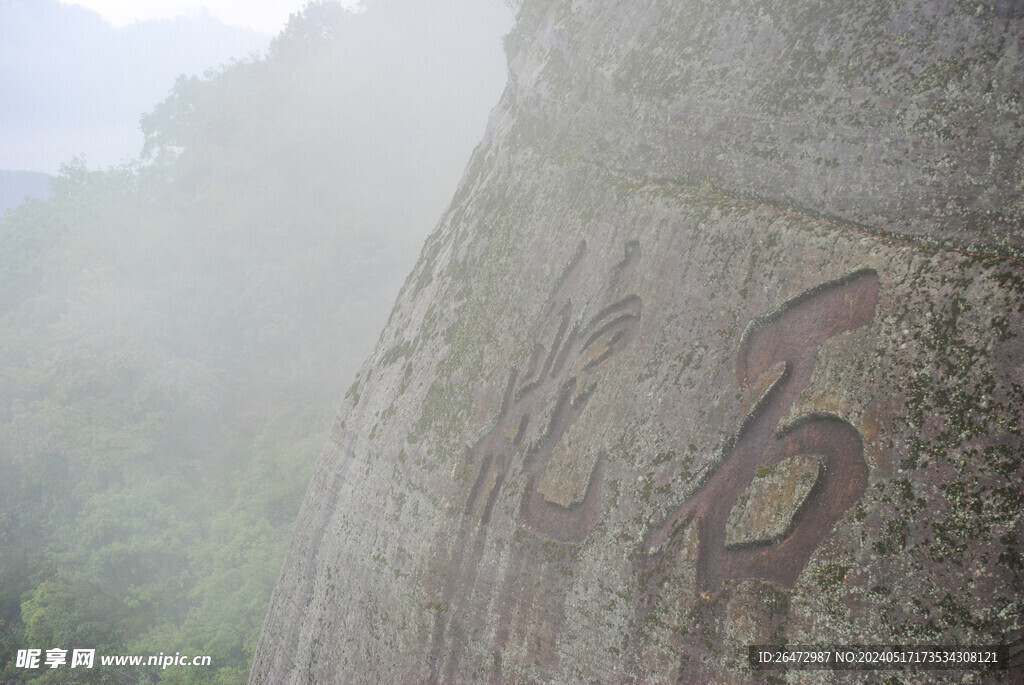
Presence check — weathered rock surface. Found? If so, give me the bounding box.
[251,0,1023,682]
[725,453,822,549]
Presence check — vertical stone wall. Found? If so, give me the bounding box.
[251,1,1023,682]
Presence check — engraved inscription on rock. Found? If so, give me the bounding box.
[428,241,644,679]
[640,268,880,610]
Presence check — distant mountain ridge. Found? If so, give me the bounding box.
[0,170,52,214]
[1,0,269,172]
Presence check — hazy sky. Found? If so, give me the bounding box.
[2,0,276,172]
[3,0,511,174]
[58,0,362,35]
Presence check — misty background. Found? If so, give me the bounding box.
[1,0,271,174]
[0,0,511,681]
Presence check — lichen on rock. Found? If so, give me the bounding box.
[725,453,823,549]
[249,1,1024,682]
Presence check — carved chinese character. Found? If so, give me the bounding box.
[640,269,878,606]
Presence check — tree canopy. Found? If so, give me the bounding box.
[0,0,510,681]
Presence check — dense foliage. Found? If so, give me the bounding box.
[0,1,509,681]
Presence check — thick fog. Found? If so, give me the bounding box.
[1,0,271,172]
[0,0,512,681]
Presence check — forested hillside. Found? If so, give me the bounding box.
[0,1,509,682]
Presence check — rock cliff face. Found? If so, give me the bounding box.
[250,0,1023,682]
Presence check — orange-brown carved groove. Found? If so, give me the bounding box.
[639,268,879,624]
[427,242,644,682]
